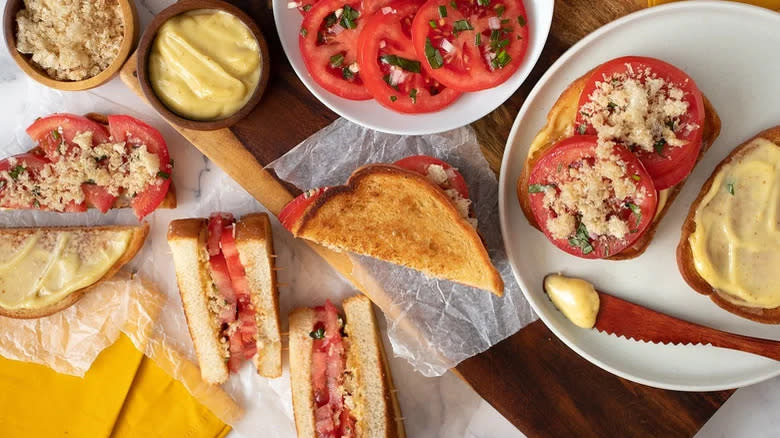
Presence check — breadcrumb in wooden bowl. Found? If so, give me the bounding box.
[3,0,138,91]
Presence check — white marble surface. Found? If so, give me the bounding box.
[0,0,777,437]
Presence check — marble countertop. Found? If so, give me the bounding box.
[0,0,778,437]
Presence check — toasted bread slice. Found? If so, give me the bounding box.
[676,126,780,324]
[0,223,148,319]
[168,214,282,384]
[516,71,721,260]
[289,164,504,296]
[289,295,405,438]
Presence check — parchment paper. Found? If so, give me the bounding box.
[268,118,538,376]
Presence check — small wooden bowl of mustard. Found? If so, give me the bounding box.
[3,0,138,91]
[136,0,270,131]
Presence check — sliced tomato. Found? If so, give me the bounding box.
[0,153,48,209]
[279,187,328,231]
[220,224,253,298]
[207,212,235,255]
[26,114,110,161]
[394,155,469,198]
[299,0,372,100]
[411,0,529,92]
[357,0,461,112]
[81,184,116,213]
[527,136,657,259]
[575,56,705,190]
[108,115,172,220]
[209,252,238,305]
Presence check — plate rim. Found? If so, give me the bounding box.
[271,0,554,135]
[498,0,780,391]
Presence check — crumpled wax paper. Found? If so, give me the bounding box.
[268,118,538,376]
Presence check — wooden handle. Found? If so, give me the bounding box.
[700,328,780,361]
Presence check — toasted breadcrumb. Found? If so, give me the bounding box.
[16,0,124,81]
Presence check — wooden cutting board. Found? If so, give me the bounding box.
[120,0,734,436]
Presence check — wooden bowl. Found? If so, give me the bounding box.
[136,0,270,131]
[3,0,138,91]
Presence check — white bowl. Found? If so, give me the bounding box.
[272,0,553,135]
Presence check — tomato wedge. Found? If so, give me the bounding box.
[357,0,461,112]
[300,0,372,100]
[26,114,110,161]
[107,115,172,220]
[574,56,705,190]
[81,184,115,213]
[394,155,469,198]
[527,136,657,259]
[411,0,529,92]
[279,187,328,231]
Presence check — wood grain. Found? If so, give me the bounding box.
[120,0,736,436]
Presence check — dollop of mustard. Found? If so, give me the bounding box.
[543,274,600,328]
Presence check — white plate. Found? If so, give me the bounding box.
[272,0,552,135]
[499,1,780,391]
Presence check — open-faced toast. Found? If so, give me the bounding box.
[286,164,504,296]
[676,126,780,324]
[516,70,722,259]
[0,223,149,319]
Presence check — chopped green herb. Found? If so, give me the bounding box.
[390,95,397,102]
[528,183,555,193]
[665,120,675,130]
[380,54,421,73]
[32,199,40,208]
[330,53,345,67]
[653,138,666,156]
[500,18,510,24]
[631,174,641,181]
[477,0,490,6]
[490,30,500,41]
[0,180,5,190]
[450,0,457,8]
[453,19,473,31]
[490,38,509,50]
[342,67,355,80]
[568,222,593,255]
[577,124,587,135]
[627,202,642,227]
[309,327,325,339]
[438,5,447,17]
[51,130,61,141]
[83,179,96,185]
[303,3,312,11]
[325,12,338,27]
[382,74,398,90]
[607,102,617,110]
[491,49,511,69]
[31,186,41,197]
[424,38,444,69]
[726,182,735,195]
[339,5,359,29]
[495,5,505,16]
[517,15,525,26]
[409,88,418,103]
[94,155,108,162]
[169,158,175,168]
[475,33,482,46]
[429,19,438,28]
[611,78,619,86]
[300,27,308,37]
[9,165,25,180]
[157,171,170,180]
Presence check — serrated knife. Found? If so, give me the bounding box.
[595,291,780,361]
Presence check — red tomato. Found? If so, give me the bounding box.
[207,212,235,255]
[575,56,705,190]
[107,115,172,220]
[394,155,469,198]
[220,224,253,298]
[0,153,48,209]
[357,0,461,112]
[81,184,116,213]
[299,0,372,100]
[527,136,658,259]
[411,0,529,92]
[209,252,238,305]
[26,114,110,161]
[279,187,328,231]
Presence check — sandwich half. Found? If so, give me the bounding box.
[279,155,504,296]
[0,223,148,318]
[289,295,405,438]
[168,212,282,384]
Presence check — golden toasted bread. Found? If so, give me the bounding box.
[290,164,504,296]
[516,71,721,259]
[676,126,780,324]
[0,223,149,319]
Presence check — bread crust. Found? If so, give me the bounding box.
[676,126,780,324]
[515,70,721,260]
[294,164,504,296]
[0,223,149,319]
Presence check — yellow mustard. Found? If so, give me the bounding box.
[688,138,780,309]
[149,9,261,121]
[543,274,600,328]
[0,230,131,310]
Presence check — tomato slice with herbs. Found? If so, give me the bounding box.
[411,0,529,92]
[527,136,657,259]
[107,115,172,220]
[81,184,116,213]
[279,187,328,231]
[299,0,372,100]
[574,56,705,190]
[394,155,469,198]
[0,153,48,209]
[26,114,110,161]
[357,0,461,112]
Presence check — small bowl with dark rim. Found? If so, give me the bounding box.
[136,0,270,131]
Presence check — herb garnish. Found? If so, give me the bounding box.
[450,0,457,8]
[309,327,325,339]
[453,19,474,32]
[491,49,511,69]
[528,183,555,193]
[653,138,666,156]
[429,19,438,28]
[382,74,398,90]
[726,182,735,195]
[339,5,359,29]
[390,95,397,102]
[517,15,526,26]
[568,222,594,255]
[477,0,490,6]
[157,171,170,180]
[475,33,482,46]
[330,53,345,67]
[424,38,444,69]
[342,67,355,80]
[631,174,640,181]
[627,202,642,228]
[495,5,505,16]
[607,102,617,110]
[51,130,61,141]
[438,5,447,17]
[380,54,421,73]
[9,165,25,180]
[577,124,587,135]
[409,88,418,104]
